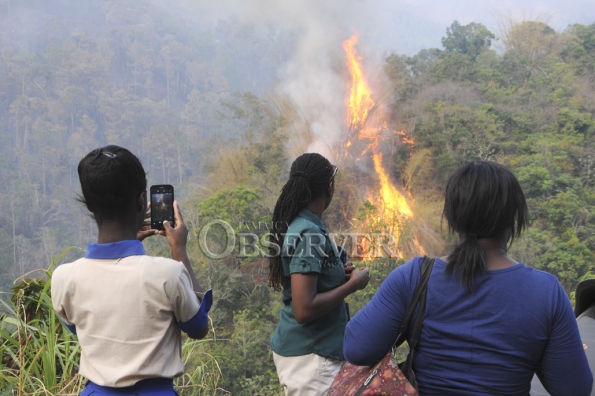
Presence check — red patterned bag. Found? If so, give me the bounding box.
[328,352,418,396]
[327,257,434,396]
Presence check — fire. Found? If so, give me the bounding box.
[372,151,413,219]
[396,130,415,147]
[342,32,426,258]
[343,33,374,130]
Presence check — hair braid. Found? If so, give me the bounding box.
[268,153,334,291]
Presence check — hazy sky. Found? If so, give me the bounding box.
[186,0,594,56]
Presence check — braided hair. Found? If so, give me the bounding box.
[268,153,335,291]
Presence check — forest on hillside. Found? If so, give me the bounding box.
[0,0,294,291]
[0,0,594,394]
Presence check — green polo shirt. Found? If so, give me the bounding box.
[270,209,348,361]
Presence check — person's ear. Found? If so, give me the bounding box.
[138,191,147,212]
[326,181,335,197]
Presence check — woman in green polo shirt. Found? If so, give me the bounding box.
[268,153,370,396]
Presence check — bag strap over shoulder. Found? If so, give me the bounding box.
[393,256,434,348]
[394,256,434,384]
[400,256,434,377]
[348,257,434,396]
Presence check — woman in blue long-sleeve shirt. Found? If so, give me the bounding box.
[344,161,592,396]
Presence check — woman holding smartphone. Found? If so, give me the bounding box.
[51,145,212,395]
[269,153,370,396]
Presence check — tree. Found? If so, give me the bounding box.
[9,95,44,150]
[499,21,558,76]
[159,36,191,106]
[563,23,595,75]
[441,21,495,60]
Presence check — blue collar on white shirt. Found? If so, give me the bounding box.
[84,240,146,259]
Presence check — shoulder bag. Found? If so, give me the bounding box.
[327,256,435,396]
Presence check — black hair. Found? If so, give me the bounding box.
[77,145,147,224]
[443,161,529,291]
[268,153,335,291]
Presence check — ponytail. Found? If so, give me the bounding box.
[442,162,529,291]
[445,235,487,291]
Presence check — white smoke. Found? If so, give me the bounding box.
[182,0,388,162]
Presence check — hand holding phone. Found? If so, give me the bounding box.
[137,201,158,241]
[163,201,202,299]
[150,185,175,230]
[163,200,188,261]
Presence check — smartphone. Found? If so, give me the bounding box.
[150,185,174,230]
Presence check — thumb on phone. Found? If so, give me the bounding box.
[162,219,173,241]
[162,215,188,253]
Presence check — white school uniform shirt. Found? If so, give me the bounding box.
[51,240,212,387]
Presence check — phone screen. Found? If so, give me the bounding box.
[150,185,174,230]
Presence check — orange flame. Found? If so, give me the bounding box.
[372,151,413,219]
[342,32,426,258]
[343,33,374,130]
[396,130,415,147]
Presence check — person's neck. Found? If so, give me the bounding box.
[478,237,518,270]
[440,235,518,270]
[96,220,138,244]
[305,197,326,219]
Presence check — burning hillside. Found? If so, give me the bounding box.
[326,32,428,259]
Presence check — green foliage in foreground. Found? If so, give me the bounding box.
[0,281,83,394]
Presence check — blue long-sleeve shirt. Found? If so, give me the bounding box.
[344,257,592,396]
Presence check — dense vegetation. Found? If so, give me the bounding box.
[0,0,594,394]
[384,19,595,291]
[0,0,294,291]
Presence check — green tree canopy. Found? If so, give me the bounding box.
[441,21,496,60]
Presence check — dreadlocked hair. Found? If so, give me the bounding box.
[268,153,335,291]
